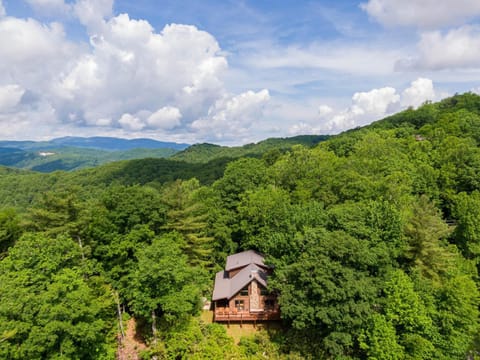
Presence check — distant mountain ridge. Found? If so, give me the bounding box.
[0,135,330,172]
[0,136,190,152]
[0,136,190,172]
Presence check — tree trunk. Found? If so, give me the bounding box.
[151,309,158,345]
[76,236,85,261]
[114,291,125,342]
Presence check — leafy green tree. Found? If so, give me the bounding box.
[383,270,435,359]
[452,191,480,260]
[432,263,479,358]
[102,185,166,235]
[237,185,294,248]
[0,234,115,359]
[359,313,404,360]
[129,232,205,341]
[0,208,22,256]
[213,157,270,209]
[434,136,480,194]
[272,229,381,358]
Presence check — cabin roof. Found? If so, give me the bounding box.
[212,263,268,301]
[225,249,266,271]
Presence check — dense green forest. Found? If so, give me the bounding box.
[1,93,480,359]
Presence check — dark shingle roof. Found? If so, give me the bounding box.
[212,271,230,301]
[225,250,266,271]
[212,250,270,301]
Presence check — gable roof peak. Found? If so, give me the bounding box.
[225,249,266,271]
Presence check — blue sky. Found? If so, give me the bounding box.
[1,0,480,144]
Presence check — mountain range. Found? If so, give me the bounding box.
[0,135,329,172]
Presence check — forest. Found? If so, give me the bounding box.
[1,92,480,359]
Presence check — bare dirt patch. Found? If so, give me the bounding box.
[117,318,147,360]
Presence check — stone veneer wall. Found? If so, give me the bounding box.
[250,280,260,310]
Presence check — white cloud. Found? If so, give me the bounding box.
[56,16,228,129]
[401,78,435,108]
[0,84,25,112]
[0,10,236,139]
[318,105,333,118]
[352,87,400,116]
[191,89,270,141]
[314,87,400,133]
[94,117,112,126]
[118,113,144,131]
[74,0,113,31]
[0,17,80,91]
[361,0,480,28]
[147,106,182,130]
[397,26,480,71]
[288,122,315,136]
[293,78,439,135]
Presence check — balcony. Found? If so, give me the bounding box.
[214,308,281,322]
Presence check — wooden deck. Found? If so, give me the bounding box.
[214,309,280,322]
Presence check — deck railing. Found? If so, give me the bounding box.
[214,308,280,322]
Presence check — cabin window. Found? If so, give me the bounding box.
[235,300,245,311]
[240,286,249,296]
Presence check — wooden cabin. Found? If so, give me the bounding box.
[212,250,280,322]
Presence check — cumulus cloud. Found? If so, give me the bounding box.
[401,78,435,107]
[0,17,79,90]
[352,87,400,117]
[191,89,270,141]
[56,16,228,130]
[74,0,113,31]
[147,106,182,130]
[397,26,480,71]
[0,6,249,141]
[318,87,399,133]
[361,0,480,28]
[291,78,439,135]
[118,113,144,131]
[0,85,25,112]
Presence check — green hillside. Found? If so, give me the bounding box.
[1,93,480,359]
[172,135,329,163]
